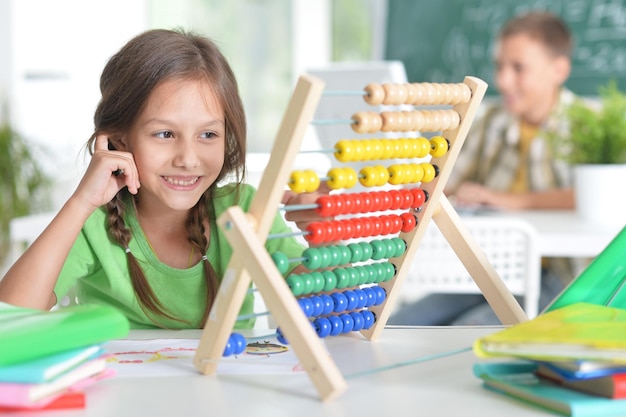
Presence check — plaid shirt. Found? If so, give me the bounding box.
[448,88,576,193]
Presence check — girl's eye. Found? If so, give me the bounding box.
[155,131,173,139]
[201,131,218,140]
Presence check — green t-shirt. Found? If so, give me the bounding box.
[54,183,304,329]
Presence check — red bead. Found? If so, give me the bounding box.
[324,222,337,242]
[306,222,326,244]
[361,218,374,237]
[379,191,393,211]
[370,192,382,212]
[342,193,355,214]
[400,189,414,209]
[390,215,403,234]
[333,221,345,241]
[379,215,394,235]
[410,188,426,208]
[351,193,364,213]
[371,217,383,236]
[316,195,335,217]
[360,193,373,213]
[400,212,417,233]
[388,189,403,210]
[341,219,355,240]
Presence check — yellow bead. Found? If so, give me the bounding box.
[430,136,449,158]
[398,139,412,158]
[381,140,395,159]
[327,168,346,189]
[369,139,383,160]
[289,171,307,193]
[388,164,405,185]
[421,163,436,182]
[412,163,425,183]
[415,137,431,158]
[375,165,390,186]
[344,167,358,189]
[359,166,379,187]
[334,140,354,162]
[353,140,365,161]
[304,170,320,192]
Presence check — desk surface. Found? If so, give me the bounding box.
[480,209,623,258]
[18,327,555,417]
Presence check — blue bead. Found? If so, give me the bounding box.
[363,286,377,307]
[222,339,234,356]
[310,295,324,317]
[320,294,334,315]
[343,290,359,311]
[298,297,314,317]
[230,333,247,355]
[350,311,364,331]
[314,317,331,338]
[373,286,387,305]
[331,292,348,312]
[328,315,343,336]
[276,328,289,344]
[340,313,354,333]
[354,289,368,309]
[361,310,375,330]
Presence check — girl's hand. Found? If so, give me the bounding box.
[281,182,332,233]
[73,135,141,211]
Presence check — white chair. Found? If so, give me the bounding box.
[400,216,541,319]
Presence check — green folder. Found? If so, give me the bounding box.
[0,303,129,366]
[546,226,626,312]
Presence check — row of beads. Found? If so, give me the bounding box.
[316,188,426,217]
[363,82,472,106]
[222,332,246,356]
[305,212,417,244]
[272,238,406,273]
[298,286,386,317]
[352,109,460,134]
[287,261,395,296]
[277,308,377,343]
[334,136,448,162]
[289,162,438,193]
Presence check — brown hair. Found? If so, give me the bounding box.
[499,11,573,58]
[86,28,247,326]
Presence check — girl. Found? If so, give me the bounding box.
[0,29,319,329]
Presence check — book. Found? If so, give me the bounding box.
[473,361,626,417]
[473,302,626,362]
[0,358,108,407]
[0,345,104,383]
[0,390,85,412]
[0,302,129,366]
[539,360,626,380]
[536,363,626,399]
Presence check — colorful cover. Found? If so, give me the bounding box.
[474,361,626,417]
[473,302,626,362]
[0,302,129,366]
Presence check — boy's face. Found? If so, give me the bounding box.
[494,33,570,123]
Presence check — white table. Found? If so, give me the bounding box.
[17,327,555,417]
[478,209,623,259]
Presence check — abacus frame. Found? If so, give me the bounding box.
[193,74,527,401]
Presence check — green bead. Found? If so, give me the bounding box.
[322,270,338,291]
[384,262,396,281]
[338,245,352,265]
[384,239,397,258]
[393,237,407,256]
[348,243,363,263]
[271,252,290,274]
[301,273,315,294]
[364,264,377,284]
[370,240,387,260]
[356,265,369,285]
[346,266,360,287]
[374,263,387,283]
[303,247,322,270]
[326,245,342,267]
[359,241,373,261]
[334,268,351,289]
[318,246,332,268]
[311,271,325,292]
[286,274,304,296]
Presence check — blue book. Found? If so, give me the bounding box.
[473,361,626,416]
[0,345,103,383]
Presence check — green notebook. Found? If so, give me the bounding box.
[0,302,129,366]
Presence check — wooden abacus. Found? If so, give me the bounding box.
[193,74,527,401]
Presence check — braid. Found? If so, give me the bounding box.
[186,191,219,327]
[106,193,183,326]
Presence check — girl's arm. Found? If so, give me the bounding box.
[0,135,140,310]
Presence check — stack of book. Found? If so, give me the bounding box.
[0,302,129,411]
[473,302,626,417]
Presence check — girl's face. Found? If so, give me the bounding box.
[125,78,226,213]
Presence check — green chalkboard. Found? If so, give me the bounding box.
[385,0,626,96]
